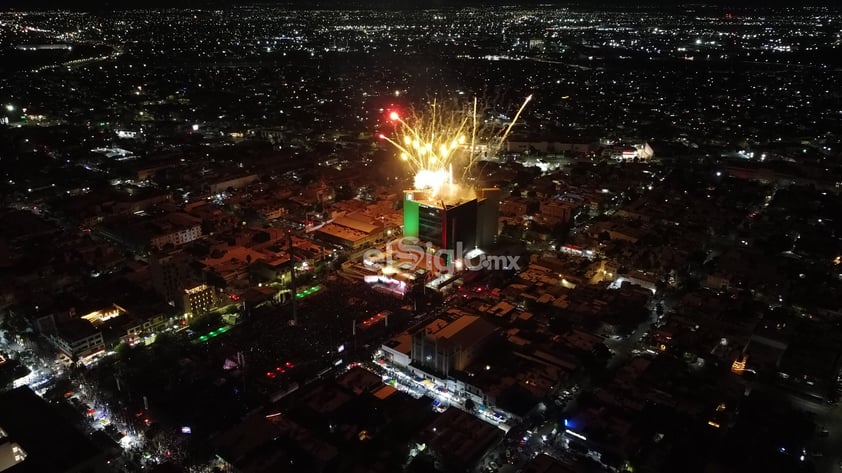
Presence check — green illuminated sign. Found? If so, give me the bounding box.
[404,199,419,238]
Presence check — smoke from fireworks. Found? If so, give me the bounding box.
[380,95,532,200]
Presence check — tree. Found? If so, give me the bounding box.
[464,398,476,412]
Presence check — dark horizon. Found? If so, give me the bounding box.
[1,0,839,12]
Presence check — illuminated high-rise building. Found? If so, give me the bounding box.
[402,188,501,251]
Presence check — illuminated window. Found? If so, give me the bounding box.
[1,442,28,464]
[731,355,747,375]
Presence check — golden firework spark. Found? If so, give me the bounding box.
[381,95,532,198]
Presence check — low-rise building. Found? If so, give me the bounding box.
[98,212,202,251]
[539,199,578,224]
[183,283,219,318]
[416,407,502,472]
[47,319,105,360]
[411,315,497,378]
[381,333,412,367]
[316,214,384,249]
[207,174,259,193]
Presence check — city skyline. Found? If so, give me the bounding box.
[3,0,839,10]
[0,4,841,473]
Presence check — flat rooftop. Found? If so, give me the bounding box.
[419,407,501,470]
[56,318,99,341]
[332,215,382,234]
[404,189,476,209]
[316,223,370,243]
[420,315,496,350]
[383,333,412,355]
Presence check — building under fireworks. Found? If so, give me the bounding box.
[361,95,529,295]
[402,187,501,252]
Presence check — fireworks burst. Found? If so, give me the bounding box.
[380,95,532,199]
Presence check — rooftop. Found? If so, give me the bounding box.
[0,387,106,473]
[418,407,501,471]
[420,315,497,350]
